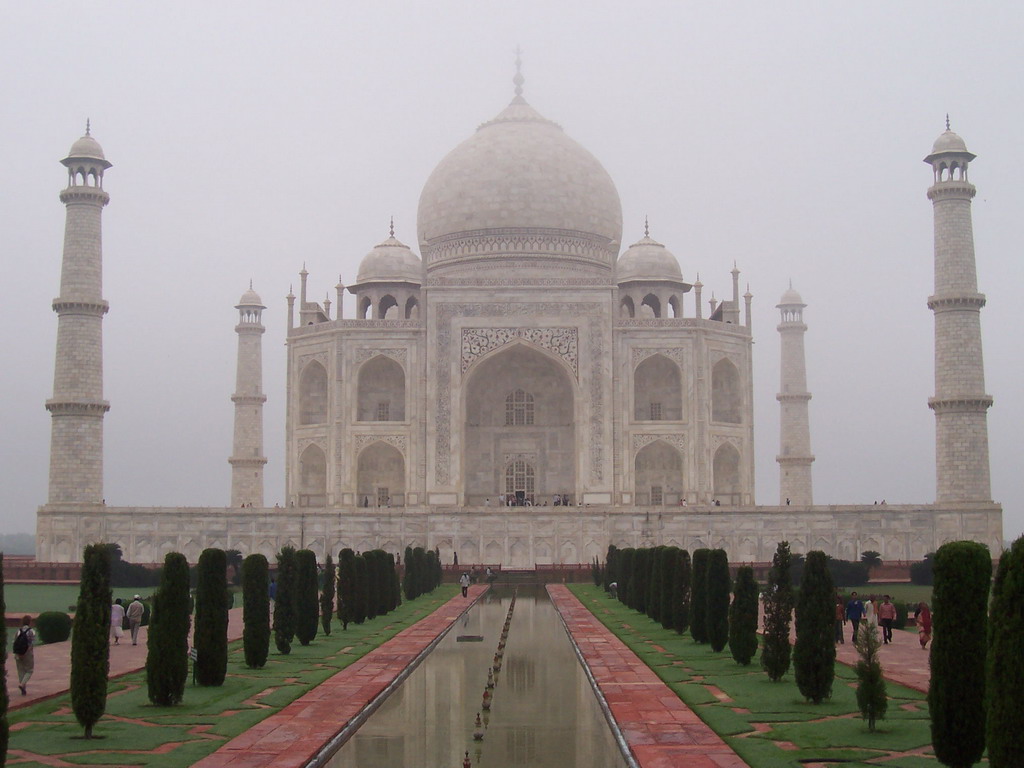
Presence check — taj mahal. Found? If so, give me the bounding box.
[35,70,1003,565]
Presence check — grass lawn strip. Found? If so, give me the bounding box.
[9,586,459,767]
[569,584,939,767]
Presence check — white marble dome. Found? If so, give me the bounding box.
[237,287,264,307]
[356,235,422,284]
[930,129,969,155]
[616,234,683,283]
[66,134,107,162]
[417,97,623,269]
[778,285,804,306]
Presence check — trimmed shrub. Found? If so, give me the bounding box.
[71,543,112,738]
[929,541,991,768]
[706,549,730,652]
[320,554,335,636]
[909,552,935,586]
[605,545,618,593]
[761,541,794,682]
[273,546,298,654]
[659,546,679,630]
[147,552,191,705]
[389,553,401,611]
[633,548,652,614]
[0,555,8,759]
[295,549,319,646]
[618,548,634,605]
[855,620,887,732]
[338,549,355,629]
[673,549,692,635]
[827,558,870,587]
[793,550,835,704]
[729,566,759,665]
[986,535,1024,768]
[691,549,711,643]
[648,546,666,624]
[241,554,270,668]
[35,611,73,644]
[412,547,428,597]
[194,548,228,686]
[352,555,368,624]
[402,546,415,600]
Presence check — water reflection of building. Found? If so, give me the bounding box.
[37,73,1002,565]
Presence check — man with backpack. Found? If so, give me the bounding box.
[12,615,35,695]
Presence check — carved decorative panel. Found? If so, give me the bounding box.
[354,434,407,455]
[461,327,578,378]
[631,347,685,368]
[632,433,686,455]
[354,347,408,367]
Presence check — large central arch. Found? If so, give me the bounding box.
[463,343,576,504]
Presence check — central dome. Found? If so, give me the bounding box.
[417,96,623,273]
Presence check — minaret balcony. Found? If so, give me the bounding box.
[927,293,986,311]
[928,396,993,413]
[52,299,109,316]
[45,398,111,415]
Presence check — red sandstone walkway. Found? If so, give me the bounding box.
[193,585,487,768]
[548,585,747,768]
[10,605,246,709]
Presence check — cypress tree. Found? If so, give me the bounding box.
[648,546,665,624]
[71,543,111,738]
[673,549,692,635]
[194,548,229,686]
[761,541,794,681]
[634,548,651,614]
[402,546,416,600]
[273,546,298,654]
[337,549,355,629]
[659,546,679,630]
[320,554,335,635]
[147,552,192,704]
[706,549,731,652]
[728,565,759,665]
[352,554,368,623]
[389,553,401,611]
[618,548,634,605]
[854,614,887,732]
[793,550,835,704]
[294,549,319,646]
[241,554,270,668]
[929,540,991,768]
[412,547,427,597]
[986,535,1024,768]
[691,548,711,643]
[367,550,382,619]
[0,555,9,759]
[424,549,437,594]
[605,545,618,593]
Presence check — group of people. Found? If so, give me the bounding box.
[836,592,932,649]
[459,566,496,596]
[110,595,146,646]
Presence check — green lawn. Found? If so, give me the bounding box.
[9,586,459,767]
[569,584,942,767]
[4,584,89,615]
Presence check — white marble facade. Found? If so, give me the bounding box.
[37,86,1002,564]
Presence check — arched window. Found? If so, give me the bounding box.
[620,296,635,318]
[357,442,405,507]
[711,359,741,423]
[379,295,398,319]
[641,294,661,318]
[713,443,741,505]
[298,443,327,507]
[505,460,535,497]
[357,355,406,421]
[405,296,419,319]
[299,362,328,425]
[634,440,683,507]
[505,389,535,426]
[358,296,372,320]
[668,295,681,318]
[633,354,682,421]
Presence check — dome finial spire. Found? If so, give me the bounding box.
[389,216,395,237]
[85,118,91,136]
[945,113,951,131]
[513,45,525,101]
[644,215,649,238]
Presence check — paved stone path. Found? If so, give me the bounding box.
[10,606,246,709]
[193,586,486,768]
[832,622,931,693]
[548,585,747,768]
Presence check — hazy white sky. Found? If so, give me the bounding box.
[2,2,1022,543]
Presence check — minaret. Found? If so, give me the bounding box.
[46,124,111,505]
[776,283,814,505]
[229,284,268,507]
[925,121,993,502]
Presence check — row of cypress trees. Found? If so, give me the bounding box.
[337,548,402,629]
[401,546,441,601]
[605,545,760,665]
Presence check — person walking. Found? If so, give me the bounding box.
[834,596,846,644]
[126,594,145,645]
[12,615,35,695]
[110,598,126,645]
[914,602,932,649]
[877,595,896,644]
[845,591,865,644]
[459,572,470,598]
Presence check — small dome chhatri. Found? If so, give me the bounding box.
[925,116,976,165]
[356,224,423,285]
[778,282,804,307]
[64,120,111,167]
[616,221,683,283]
[238,282,264,308]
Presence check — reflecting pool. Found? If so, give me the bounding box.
[321,585,629,768]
